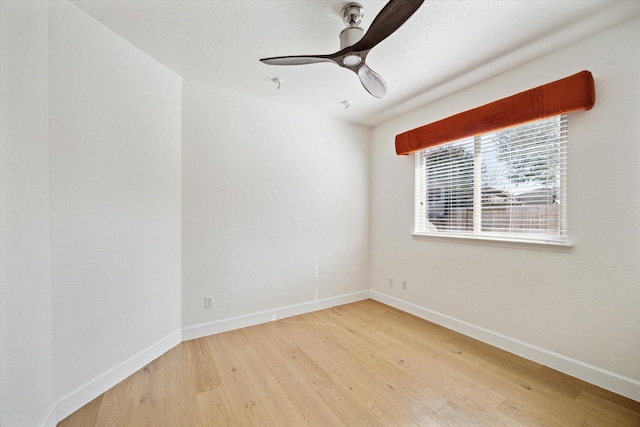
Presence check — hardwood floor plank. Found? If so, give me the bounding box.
[186,338,222,393]
[343,362,423,414]
[328,303,380,323]
[450,334,543,372]
[348,299,392,316]
[330,367,418,426]
[261,391,311,427]
[197,386,232,427]
[314,306,397,353]
[381,308,458,344]
[574,390,640,427]
[380,340,507,410]
[477,357,608,426]
[223,328,253,351]
[441,398,521,427]
[58,300,640,427]
[163,344,203,427]
[357,358,449,413]
[94,376,134,426]
[316,383,381,426]
[203,334,260,415]
[57,395,103,427]
[127,360,166,427]
[279,346,333,391]
[227,402,274,427]
[451,340,578,401]
[233,344,284,400]
[497,399,567,427]
[319,308,452,415]
[303,309,391,367]
[380,327,445,359]
[233,341,332,427]
[252,321,296,352]
[434,350,586,426]
[247,324,345,426]
[405,402,447,427]
[542,366,640,414]
[272,317,353,373]
[436,401,497,427]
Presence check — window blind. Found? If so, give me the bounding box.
[415,115,567,243]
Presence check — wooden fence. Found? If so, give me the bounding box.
[431,205,560,234]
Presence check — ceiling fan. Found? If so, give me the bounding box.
[259,0,425,98]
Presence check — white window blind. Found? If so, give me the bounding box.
[415,115,567,243]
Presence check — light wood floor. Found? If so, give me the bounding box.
[58,299,640,426]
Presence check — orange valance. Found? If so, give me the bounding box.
[395,70,595,155]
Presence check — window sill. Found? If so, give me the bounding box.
[411,232,573,252]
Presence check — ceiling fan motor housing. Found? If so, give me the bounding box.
[260,0,426,98]
[340,2,365,49]
[340,26,365,50]
[342,2,364,26]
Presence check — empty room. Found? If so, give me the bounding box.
[1,0,639,426]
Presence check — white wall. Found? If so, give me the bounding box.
[370,16,640,398]
[48,0,182,406]
[0,2,55,426]
[182,79,371,329]
[2,2,370,422]
[3,2,637,424]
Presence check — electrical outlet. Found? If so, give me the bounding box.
[204,296,213,309]
[389,278,394,287]
[402,281,407,290]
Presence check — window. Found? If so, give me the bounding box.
[415,115,567,244]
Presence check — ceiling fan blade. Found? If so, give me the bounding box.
[357,64,388,98]
[351,0,424,52]
[260,56,334,66]
[259,0,422,97]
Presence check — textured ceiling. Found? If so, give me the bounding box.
[70,0,639,126]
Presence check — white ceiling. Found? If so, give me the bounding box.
[70,0,639,127]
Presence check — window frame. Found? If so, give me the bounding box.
[413,115,570,248]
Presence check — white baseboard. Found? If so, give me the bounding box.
[371,290,640,402]
[182,290,371,341]
[37,404,57,427]
[54,329,183,423]
[48,289,638,425]
[51,291,369,425]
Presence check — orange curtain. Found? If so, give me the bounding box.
[395,70,595,155]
